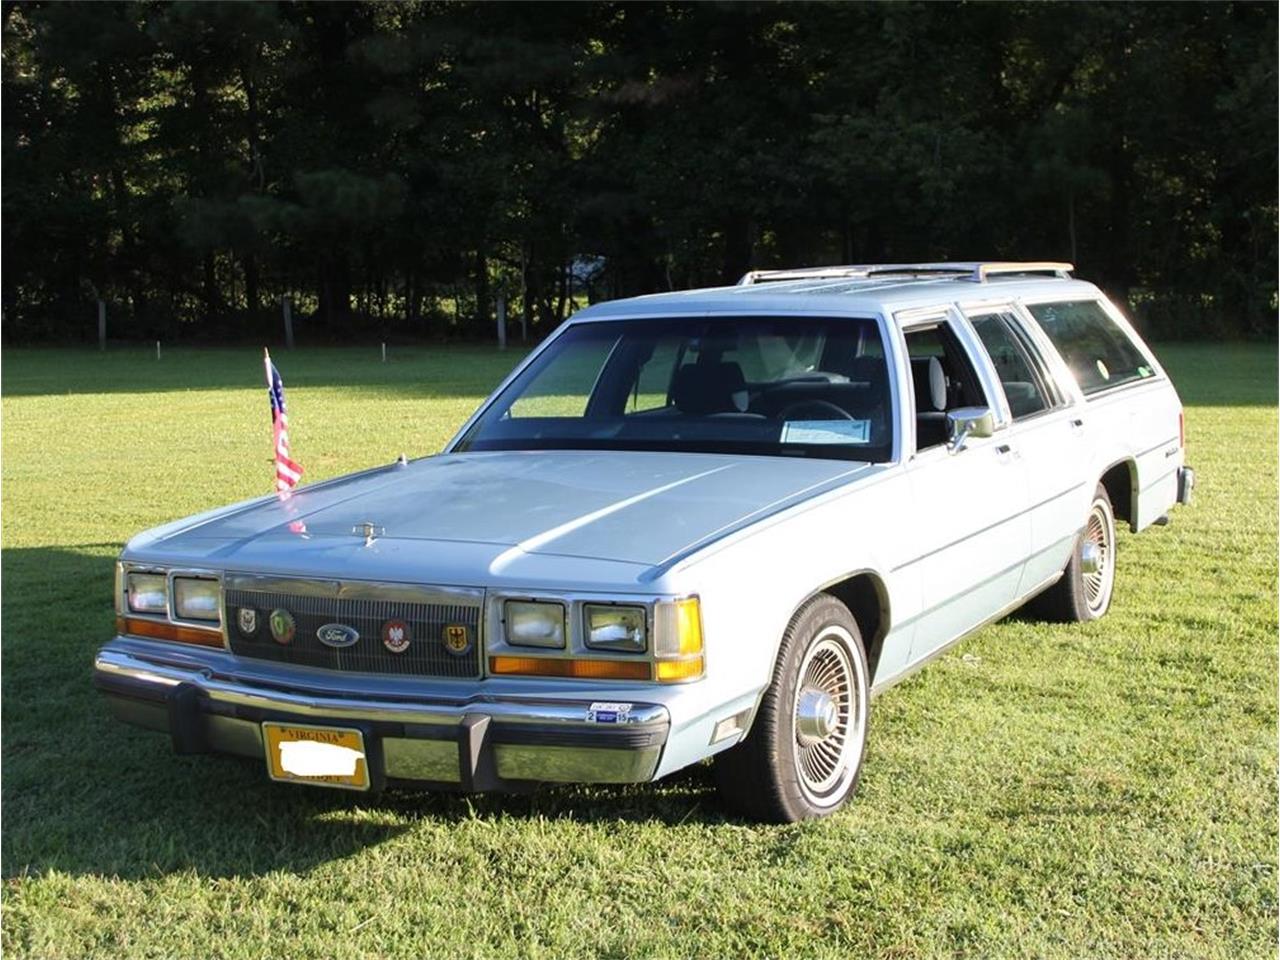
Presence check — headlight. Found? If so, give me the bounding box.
[505,600,565,648]
[174,577,220,622]
[584,604,646,653]
[126,573,168,614]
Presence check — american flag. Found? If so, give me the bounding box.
[264,348,303,494]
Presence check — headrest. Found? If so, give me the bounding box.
[910,356,947,412]
[671,361,749,415]
[841,356,888,390]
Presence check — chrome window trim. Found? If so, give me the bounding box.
[895,306,1010,454]
[960,306,1065,422]
[1015,296,1168,398]
[445,308,903,466]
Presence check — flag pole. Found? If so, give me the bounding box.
[264,348,274,491]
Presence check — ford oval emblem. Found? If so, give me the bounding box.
[316,623,360,648]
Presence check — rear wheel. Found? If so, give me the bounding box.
[1027,483,1116,622]
[713,594,869,823]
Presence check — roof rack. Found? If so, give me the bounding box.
[737,261,1074,286]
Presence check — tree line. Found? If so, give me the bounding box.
[3,1,1276,345]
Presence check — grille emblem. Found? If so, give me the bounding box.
[443,624,471,656]
[317,623,360,648]
[382,619,411,654]
[237,607,258,635]
[269,608,295,645]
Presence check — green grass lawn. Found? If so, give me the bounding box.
[2,342,1275,959]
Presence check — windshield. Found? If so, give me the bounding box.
[457,316,894,462]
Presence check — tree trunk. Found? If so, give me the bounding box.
[555,259,569,322]
[474,245,490,334]
[320,257,352,325]
[243,253,260,318]
[521,242,535,334]
[720,215,753,285]
[203,252,222,319]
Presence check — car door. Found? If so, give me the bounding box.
[894,309,1031,669]
[962,306,1090,594]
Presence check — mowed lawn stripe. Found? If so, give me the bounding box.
[2,343,1275,959]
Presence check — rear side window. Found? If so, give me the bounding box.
[970,313,1052,420]
[1027,300,1156,396]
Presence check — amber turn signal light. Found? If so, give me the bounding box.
[121,616,224,648]
[489,656,651,681]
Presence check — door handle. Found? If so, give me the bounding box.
[995,443,1015,459]
[1070,417,1085,432]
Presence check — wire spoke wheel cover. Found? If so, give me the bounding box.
[1082,496,1116,616]
[790,625,866,807]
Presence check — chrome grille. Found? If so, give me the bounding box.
[224,577,482,679]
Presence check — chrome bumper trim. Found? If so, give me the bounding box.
[94,639,670,788]
[95,644,668,728]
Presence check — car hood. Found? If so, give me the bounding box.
[126,450,873,578]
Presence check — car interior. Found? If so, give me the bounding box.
[902,323,988,451]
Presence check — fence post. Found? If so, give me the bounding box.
[97,300,106,351]
[282,296,295,349]
[497,294,507,350]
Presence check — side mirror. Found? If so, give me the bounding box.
[946,406,996,453]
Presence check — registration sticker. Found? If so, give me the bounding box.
[262,722,370,791]
[587,701,633,724]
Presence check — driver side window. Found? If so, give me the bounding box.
[903,322,988,451]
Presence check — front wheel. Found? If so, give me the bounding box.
[1027,483,1117,622]
[713,594,870,823]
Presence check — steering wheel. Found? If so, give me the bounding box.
[777,399,855,421]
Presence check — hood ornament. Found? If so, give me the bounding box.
[353,521,384,546]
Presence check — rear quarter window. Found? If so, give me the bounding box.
[1027,300,1157,397]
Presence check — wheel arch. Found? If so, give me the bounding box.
[1099,458,1138,531]
[790,570,892,685]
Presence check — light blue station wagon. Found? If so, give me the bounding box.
[95,262,1194,822]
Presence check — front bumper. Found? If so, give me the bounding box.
[94,637,670,791]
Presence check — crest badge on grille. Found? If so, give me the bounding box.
[237,607,258,636]
[269,608,295,645]
[382,619,411,654]
[317,623,360,648]
[443,624,471,656]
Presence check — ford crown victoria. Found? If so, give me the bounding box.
[94,261,1194,822]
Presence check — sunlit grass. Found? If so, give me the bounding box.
[1,342,1275,959]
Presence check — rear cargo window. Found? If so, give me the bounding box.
[1026,300,1156,396]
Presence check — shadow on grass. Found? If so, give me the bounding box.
[1,546,724,883]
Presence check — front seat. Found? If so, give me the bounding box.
[910,356,949,449]
[671,361,751,415]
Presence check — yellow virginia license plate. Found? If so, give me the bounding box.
[262,721,370,791]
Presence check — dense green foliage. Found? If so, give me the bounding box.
[3,2,1276,344]
[2,343,1275,957]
